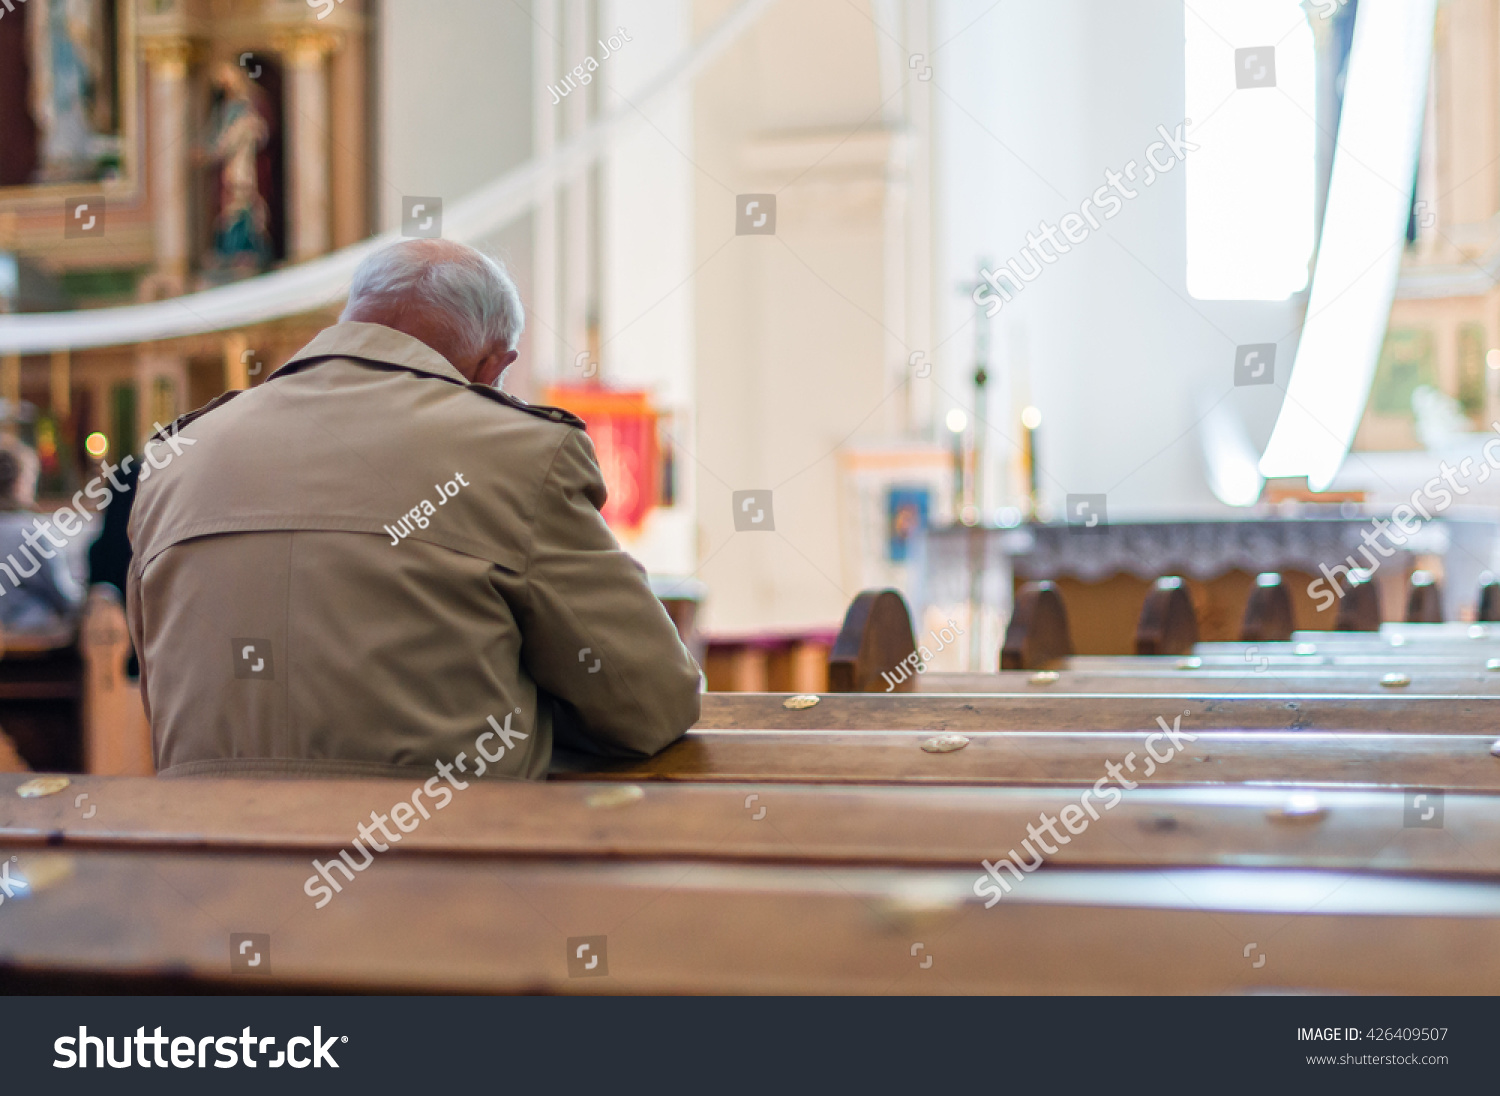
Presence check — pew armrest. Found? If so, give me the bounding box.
[1135,576,1198,656]
[828,589,917,692]
[1000,581,1074,670]
[79,585,153,776]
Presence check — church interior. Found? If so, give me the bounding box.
[0,0,1496,1028]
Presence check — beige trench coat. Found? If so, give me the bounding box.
[127,322,701,779]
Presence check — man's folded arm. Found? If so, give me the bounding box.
[510,430,701,756]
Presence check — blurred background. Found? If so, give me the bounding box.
[0,0,1495,707]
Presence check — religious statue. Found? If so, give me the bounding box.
[202,62,272,274]
[27,0,117,182]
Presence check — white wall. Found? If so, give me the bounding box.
[598,0,697,573]
[377,0,537,383]
[935,0,1305,520]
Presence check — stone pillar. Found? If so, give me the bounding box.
[560,0,591,374]
[135,348,187,446]
[49,350,70,419]
[223,332,251,391]
[142,38,195,293]
[329,25,368,249]
[0,354,18,422]
[278,30,337,263]
[532,0,560,388]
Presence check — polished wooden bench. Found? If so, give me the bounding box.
[822,585,1500,694]
[920,668,1500,694]
[694,691,1500,733]
[2,774,1497,994]
[554,726,1500,790]
[569,692,1500,789]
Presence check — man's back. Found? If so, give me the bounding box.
[128,322,701,778]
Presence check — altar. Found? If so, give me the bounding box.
[908,508,1500,669]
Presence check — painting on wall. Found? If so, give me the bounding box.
[0,0,126,188]
[886,486,930,563]
[1368,328,1436,416]
[1456,323,1486,422]
[1352,326,1436,451]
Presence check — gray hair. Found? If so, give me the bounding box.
[341,240,525,359]
[0,440,38,508]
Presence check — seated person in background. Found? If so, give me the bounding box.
[0,442,84,634]
[128,239,701,779]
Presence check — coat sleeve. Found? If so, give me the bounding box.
[510,429,701,756]
[125,551,153,730]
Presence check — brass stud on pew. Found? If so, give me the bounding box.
[15,776,71,798]
[1177,657,1202,670]
[585,785,645,809]
[1294,643,1317,656]
[10,854,74,892]
[1029,670,1060,685]
[1269,793,1328,823]
[920,734,970,754]
[1380,673,1412,688]
[1487,659,1500,672]
[1491,739,1500,757]
[782,694,821,710]
[870,880,965,933]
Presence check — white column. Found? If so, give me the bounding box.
[279,30,336,262]
[143,38,194,292]
[561,0,592,373]
[533,0,561,384]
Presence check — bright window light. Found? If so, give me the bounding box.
[1185,0,1316,300]
[1259,0,1437,490]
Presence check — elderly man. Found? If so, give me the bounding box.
[127,239,701,778]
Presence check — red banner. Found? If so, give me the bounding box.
[543,386,660,533]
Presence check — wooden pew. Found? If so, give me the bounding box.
[77,586,152,776]
[569,692,1500,788]
[921,668,1500,694]
[0,586,152,776]
[556,726,1500,790]
[1134,576,1198,656]
[0,617,81,772]
[1479,575,1500,622]
[693,691,1500,733]
[992,570,1456,673]
[1000,581,1073,670]
[1239,572,1294,643]
[828,588,919,692]
[1335,568,1383,631]
[3,774,1499,994]
[1406,569,1445,623]
[813,585,1500,694]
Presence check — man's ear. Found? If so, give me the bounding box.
[477,348,520,387]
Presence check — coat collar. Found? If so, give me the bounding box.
[276,322,471,386]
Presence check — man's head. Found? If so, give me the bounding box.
[0,441,38,510]
[340,239,525,386]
